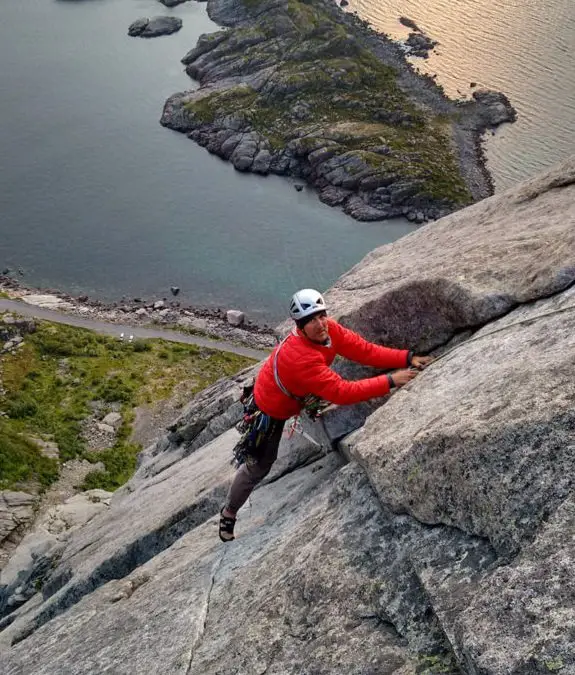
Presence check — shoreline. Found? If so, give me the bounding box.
[343,10,507,200]
[0,275,277,350]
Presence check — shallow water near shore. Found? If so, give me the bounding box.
[348,0,575,192]
[0,0,416,324]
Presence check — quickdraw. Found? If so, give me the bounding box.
[231,381,276,467]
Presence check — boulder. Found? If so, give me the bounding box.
[344,195,392,221]
[405,31,438,57]
[251,149,272,174]
[127,17,149,36]
[472,89,517,126]
[95,423,115,435]
[101,413,122,430]
[399,16,420,31]
[225,310,245,327]
[128,16,182,38]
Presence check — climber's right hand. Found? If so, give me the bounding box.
[390,369,419,388]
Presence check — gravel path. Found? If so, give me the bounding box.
[0,299,270,361]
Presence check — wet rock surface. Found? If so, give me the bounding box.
[405,31,438,58]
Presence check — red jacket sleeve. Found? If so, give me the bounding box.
[292,354,392,406]
[329,320,410,370]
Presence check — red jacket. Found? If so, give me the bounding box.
[254,318,410,420]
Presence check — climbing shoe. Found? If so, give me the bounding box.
[219,509,236,542]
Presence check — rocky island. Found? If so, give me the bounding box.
[160,0,516,222]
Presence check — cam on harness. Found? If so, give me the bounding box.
[231,381,277,468]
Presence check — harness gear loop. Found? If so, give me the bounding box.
[231,380,278,467]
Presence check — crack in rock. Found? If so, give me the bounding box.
[186,548,226,675]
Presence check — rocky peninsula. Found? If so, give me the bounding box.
[160,0,516,222]
[1,156,574,674]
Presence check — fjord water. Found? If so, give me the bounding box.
[1,0,573,322]
[0,0,415,323]
[348,0,575,191]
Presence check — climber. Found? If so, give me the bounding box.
[219,288,433,541]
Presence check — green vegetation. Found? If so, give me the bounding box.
[185,85,258,124]
[183,0,472,206]
[545,658,565,672]
[0,421,59,489]
[416,654,459,674]
[0,317,255,491]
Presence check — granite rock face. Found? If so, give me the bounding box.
[1,159,575,673]
[325,155,575,352]
[0,491,112,619]
[0,494,36,554]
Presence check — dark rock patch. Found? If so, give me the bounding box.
[405,31,438,58]
[128,16,182,37]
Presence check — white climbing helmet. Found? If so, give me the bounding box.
[289,288,327,321]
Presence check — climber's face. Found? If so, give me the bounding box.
[302,311,329,344]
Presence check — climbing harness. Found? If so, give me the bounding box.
[231,381,280,467]
[232,333,333,465]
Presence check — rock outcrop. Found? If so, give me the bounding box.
[405,32,438,59]
[128,16,182,38]
[1,157,574,673]
[0,494,37,569]
[160,0,516,222]
[0,490,112,620]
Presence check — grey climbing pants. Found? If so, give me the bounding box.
[225,419,286,514]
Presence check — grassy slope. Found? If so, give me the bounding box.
[0,317,255,492]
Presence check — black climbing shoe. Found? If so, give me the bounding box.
[219,509,236,542]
